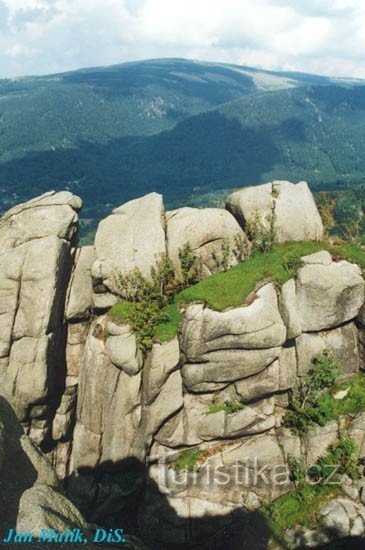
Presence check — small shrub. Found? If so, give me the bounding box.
[178,242,202,287]
[309,431,359,484]
[246,213,276,254]
[283,255,304,278]
[287,454,307,488]
[207,400,245,415]
[233,232,251,262]
[211,239,232,272]
[284,350,341,433]
[175,449,202,471]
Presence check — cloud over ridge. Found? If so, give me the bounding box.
[0,0,365,78]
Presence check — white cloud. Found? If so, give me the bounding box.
[0,0,365,78]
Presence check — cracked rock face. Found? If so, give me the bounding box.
[92,192,166,293]
[296,257,365,331]
[181,283,286,392]
[226,180,324,243]
[0,191,81,444]
[2,187,365,549]
[166,206,250,278]
[0,396,88,539]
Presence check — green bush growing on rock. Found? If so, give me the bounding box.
[264,433,359,536]
[110,245,201,353]
[178,242,203,288]
[309,431,360,484]
[174,449,202,472]
[284,350,341,433]
[283,255,304,279]
[246,213,276,254]
[207,400,245,415]
[211,239,231,272]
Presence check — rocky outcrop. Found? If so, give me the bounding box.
[287,497,365,548]
[166,207,249,277]
[0,395,88,539]
[2,185,365,549]
[0,191,81,446]
[296,253,365,331]
[226,180,324,242]
[92,193,166,294]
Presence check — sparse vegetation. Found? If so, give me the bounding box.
[174,449,202,472]
[245,213,276,254]
[207,400,245,415]
[284,350,341,434]
[262,484,339,535]
[110,241,365,355]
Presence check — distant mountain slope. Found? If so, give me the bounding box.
[0,58,356,165]
[1,58,365,229]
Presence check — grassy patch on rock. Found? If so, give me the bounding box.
[175,241,326,311]
[207,400,245,415]
[261,485,339,536]
[109,241,365,347]
[174,449,202,472]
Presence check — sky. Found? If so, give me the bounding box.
[0,0,365,79]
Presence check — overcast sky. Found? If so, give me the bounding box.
[1,0,365,79]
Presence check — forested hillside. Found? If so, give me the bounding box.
[1,58,365,240]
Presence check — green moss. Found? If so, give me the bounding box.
[109,300,182,346]
[109,241,365,347]
[331,242,365,270]
[174,449,202,472]
[109,301,134,324]
[262,485,339,535]
[154,303,182,342]
[207,400,245,415]
[175,241,325,311]
[333,373,365,417]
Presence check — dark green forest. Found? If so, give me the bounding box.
[1,59,365,242]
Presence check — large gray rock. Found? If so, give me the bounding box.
[279,279,302,339]
[166,207,249,278]
[296,322,360,377]
[181,283,285,392]
[142,432,288,547]
[66,246,94,320]
[182,347,281,392]
[0,396,87,538]
[72,316,143,470]
[226,182,274,233]
[17,484,88,537]
[289,498,365,548]
[304,420,339,464]
[105,325,143,375]
[296,258,365,331]
[181,283,286,361]
[0,192,81,443]
[0,191,81,251]
[143,338,180,405]
[235,360,280,401]
[226,180,323,243]
[92,193,166,293]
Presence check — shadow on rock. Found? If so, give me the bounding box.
[66,456,279,550]
[0,396,38,531]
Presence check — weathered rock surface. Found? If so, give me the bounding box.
[3,188,365,550]
[0,396,87,539]
[181,283,286,359]
[92,193,166,293]
[66,246,94,320]
[226,180,323,243]
[288,498,365,548]
[296,322,360,377]
[0,192,81,445]
[296,257,365,331]
[166,207,249,277]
